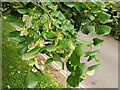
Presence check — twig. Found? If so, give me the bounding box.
[33,2,40,11]
[36,16,42,24]
[41,2,55,22]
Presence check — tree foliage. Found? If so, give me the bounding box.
[2,1,119,87]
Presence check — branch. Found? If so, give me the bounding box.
[33,2,40,11]
[41,2,55,22]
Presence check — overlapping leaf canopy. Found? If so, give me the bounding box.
[2,1,119,87]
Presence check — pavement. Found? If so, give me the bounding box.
[76,32,118,88]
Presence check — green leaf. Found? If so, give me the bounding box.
[74,3,81,13]
[52,11,60,17]
[70,51,80,65]
[87,14,95,21]
[46,32,56,39]
[8,31,20,37]
[41,32,47,40]
[87,55,95,62]
[58,3,71,12]
[61,62,64,70]
[17,8,28,14]
[27,28,40,42]
[28,8,35,15]
[52,11,65,20]
[2,7,12,16]
[82,25,95,35]
[90,8,101,13]
[43,13,50,20]
[53,53,60,61]
[8,31,26,42]
[44,58,53,66]
[44,45,57,52]
[77,63,88,75]
[75,66,81,76]
[62,20,71,25]
[96,2,106,8]
[97,12,112,24]
[88,64,100,71]
[64,2,74,8]
[76,39,91,45]
[75,46,85,57]
[101,8,108,12]
[93,38,104,46]
[67,74,80,87]
[22,47,40,60]
[17,41,28,55]
[62,23,74,31]
[26,36,34,45]
[100,19,113,24]
[25,72,38,88]
[85,50,100,57]
[66,59,74,72]
[23,1,30,5]
[25,47,40,55]
[53,54,64,70]
[58,39,71,50]
[22,54,36,60]
[47,3,58,11]
[42,31,57,40]
[6,15,24,26]
[58,11,65,20]
[97,25,111,35]
[52,22,60,28]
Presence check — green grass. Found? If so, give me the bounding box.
[2,19,64,88]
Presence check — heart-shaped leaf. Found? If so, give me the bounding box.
[25,72,38,88]
[70,51,80,65]
[22,54,36,60]
[97,12,111,24]
[8,31,26,42]
[17,9,28,14]
[75,46,85,57]
[82,25,95,35]
[77,63,88,75]
[93,38,104,46]
[22,47,40,60]
[97,25,111,35]
[17,41,28,55]
[67,74,80,87]
[6,15,24,26]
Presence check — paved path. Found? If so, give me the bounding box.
[78,32,118,88]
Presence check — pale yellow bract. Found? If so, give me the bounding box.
[80,76,86,80]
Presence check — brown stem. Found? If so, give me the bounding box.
[41,2,55,22]
[33,2,40,11]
